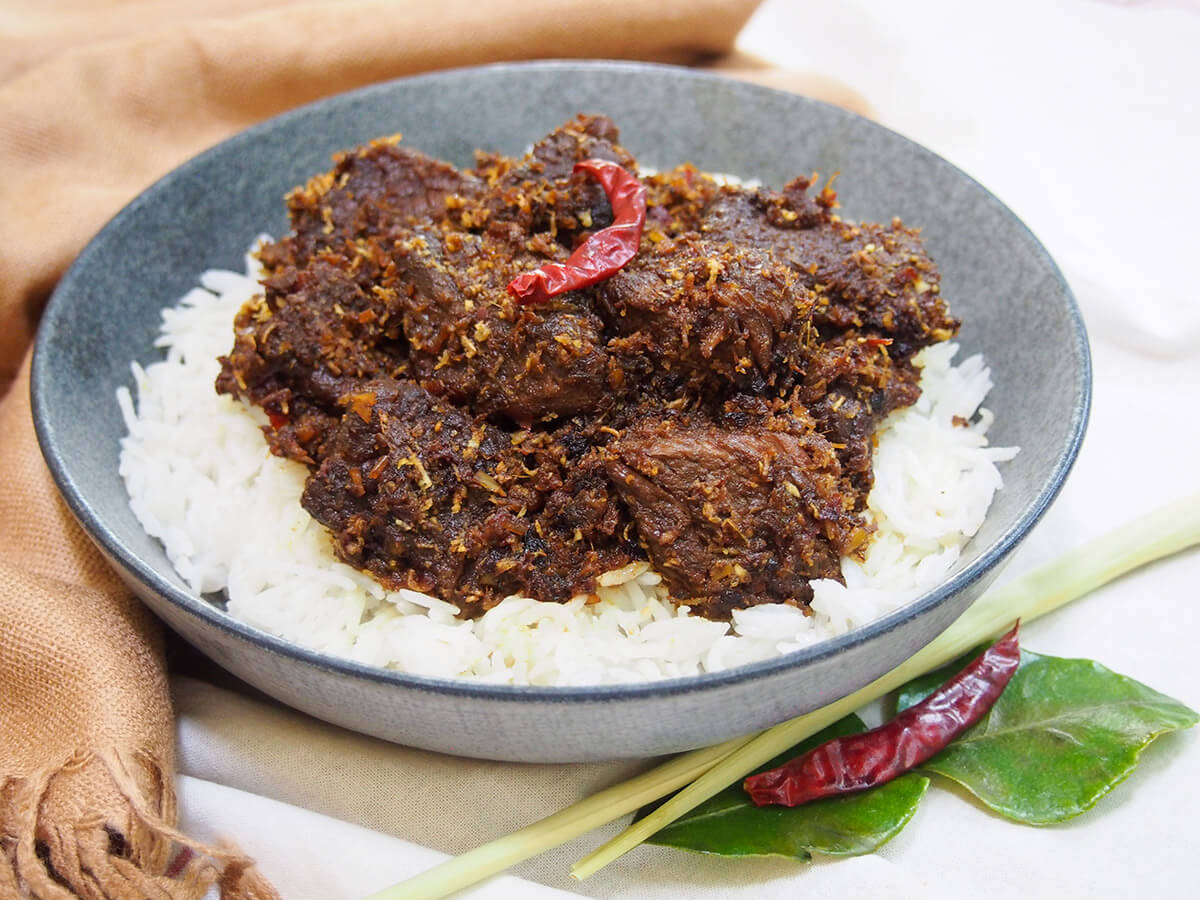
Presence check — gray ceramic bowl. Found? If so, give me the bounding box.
[32,61,1089,762]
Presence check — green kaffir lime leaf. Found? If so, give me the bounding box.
[639,714,928,860]
[898,649,1198,824]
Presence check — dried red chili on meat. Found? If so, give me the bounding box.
[744,623,1021,807]
[507,159,646,305]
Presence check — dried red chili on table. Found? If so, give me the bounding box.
[744,623,1021,807]
[507,158,647,304]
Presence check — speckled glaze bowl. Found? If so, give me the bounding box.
[31,61,1089,762]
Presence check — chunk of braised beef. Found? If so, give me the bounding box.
[259,138,480,274]
[597,237,815,398]
[511,448,640,604]
[465,114,636,247]
[605,411,868,619]
[526,114,634,178]
[300,379,531,616]
[215,255,407,462]
[700,176,959,356]
[300,380,638,614]
[642,165,724,236]
[798,331,923,499]
[391,225,611,425]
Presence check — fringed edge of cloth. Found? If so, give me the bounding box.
[1,747,279,900]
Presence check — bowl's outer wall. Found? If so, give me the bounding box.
[33,62,1089,761]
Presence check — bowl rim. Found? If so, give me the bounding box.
[31,59,1092,703]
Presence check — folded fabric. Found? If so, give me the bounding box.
[175,775,582,899]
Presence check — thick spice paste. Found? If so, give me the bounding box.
[216,115,958,620]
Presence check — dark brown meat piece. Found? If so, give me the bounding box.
[597,236,815,398]
[301,379,526,615]
[606,407,868,618]
[469,113,637,241]
[301,379,636,615]
[700,176,958,357]
[215,251,407,462]
[384,115,646,424]
[523,113,635,178]
[509,437,641,606]
[258,137,480,274]
[642,164,724,236]
[798,331,923,497]
[688,175,957,501]
[391,225,611,425]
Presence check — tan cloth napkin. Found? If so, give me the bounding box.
[0,1,872,896]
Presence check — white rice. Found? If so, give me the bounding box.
[117,241,1017,686]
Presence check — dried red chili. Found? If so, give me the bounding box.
[744,623,1021,807]
[507,159,646,305]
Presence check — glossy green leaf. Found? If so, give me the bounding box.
[897,649,1199,824]
[639,714,929,860]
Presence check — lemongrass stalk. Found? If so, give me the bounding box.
[571,493,1200,879]
[363,735,753,900]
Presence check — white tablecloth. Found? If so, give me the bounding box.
[175,1,1200,896]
